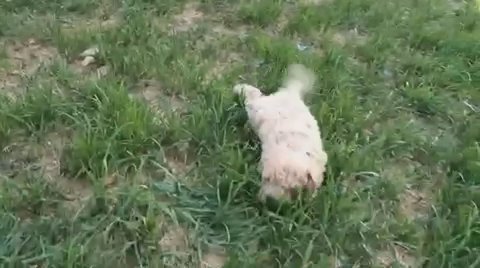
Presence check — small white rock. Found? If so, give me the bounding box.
[81,56,96,66]
[296,42,310,51]
[80,46,99,57]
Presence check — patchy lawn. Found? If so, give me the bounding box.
[0,0,479,267]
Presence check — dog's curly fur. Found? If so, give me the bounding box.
[234,64,328,202]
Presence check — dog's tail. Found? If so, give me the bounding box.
[281,64,316,97]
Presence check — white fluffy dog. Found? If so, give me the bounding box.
[234,64,328,202]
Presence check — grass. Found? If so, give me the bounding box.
[0,0,479,267]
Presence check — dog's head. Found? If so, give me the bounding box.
[258,172,320,203]
[258,181,291,202]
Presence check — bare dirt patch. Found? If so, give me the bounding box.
[130,80,195,180]
[131,79,188,118]
[60,0,122,36]
[1,130,94,216]
[201,246,228,268]
[0,38,59,99]
[268,8,292,35]
[165,154,192,177]
[331,28,368,47]
[398,166,445,222]
[200,25,247,81]
[157,224,198,266]
[172,3,204,32]
[398,187,433,221]
[36,131,94,215]
[164,143,196,178]
[61,14,120,36]
[158,225,190,252]
[381,160,435,221]
[205,51,242,82]
[157,224,227,267]
[376,244,419,268]
[211,24,249,38]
